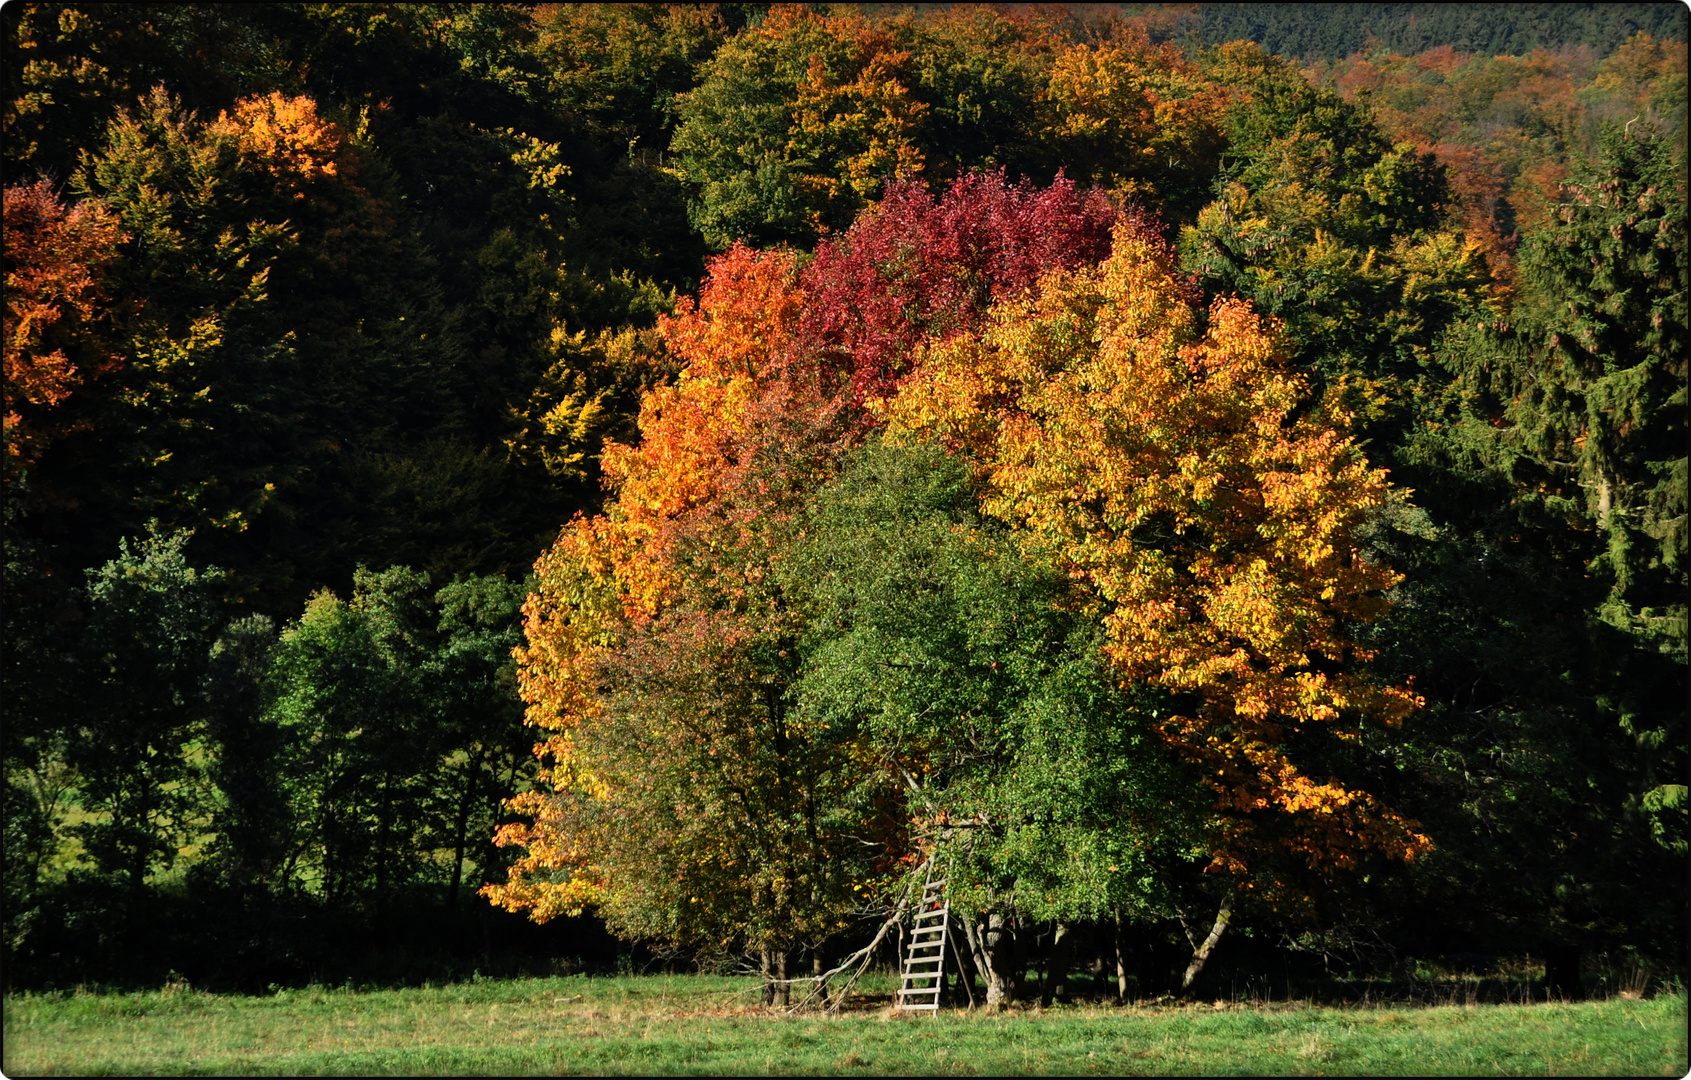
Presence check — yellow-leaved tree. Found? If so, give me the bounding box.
[882,224,1431,951]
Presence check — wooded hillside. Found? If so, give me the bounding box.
[4,2,1684,996]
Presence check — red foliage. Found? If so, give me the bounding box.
[795,170,1132,403]
[2,179,124,461]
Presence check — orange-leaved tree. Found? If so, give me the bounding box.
[488,178,1180,996]
[2,179,124,467]
[484,243,896,1000]
[882,223,1431,941]
[1042,29,1228,224]
[485,241,802,897]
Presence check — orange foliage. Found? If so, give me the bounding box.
[487,244,807,920]
[883,225,1431,884]
[596,244,805,617]
[1044,31,1228,207]
[211,91,343,184]
[1313,32,1688,286]
[2,179,124,461]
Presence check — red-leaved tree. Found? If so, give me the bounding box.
[796,170,1123,403]
[2,180,124,466]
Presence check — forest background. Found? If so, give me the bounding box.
[2,1,1685,1000]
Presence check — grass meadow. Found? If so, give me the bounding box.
[4,973,1685,1076]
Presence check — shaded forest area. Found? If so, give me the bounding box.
[3,3,1685,998]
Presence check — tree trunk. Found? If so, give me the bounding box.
[375,772,393,915]
[760,948,775,1006]
[961,916,992,1005]
[1180,893,1234,993]
[979,911,1019,1010]
[775,949,790,1007]
[1114,908,1131,1001]
[447,750,483,912]
[1042,922,1073,1006]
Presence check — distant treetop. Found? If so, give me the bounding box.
[877,3,1689,60]
[1187,3,1686,60]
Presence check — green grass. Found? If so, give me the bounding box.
[4,974,1684,1076]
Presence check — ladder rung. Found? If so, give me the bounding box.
[924,879,947,888]
[900,1003,940,1011]
[908,941,943,951]
[898,986,943,995]
[912,910,947,922]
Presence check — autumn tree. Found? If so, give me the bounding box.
[670,5,931,248]
[483,243,878,998]
[796,170,1118,403]
[489,172,1137,995]
[2,179,123,469]
[1041,31,1228,223]
[884,223,1432,956]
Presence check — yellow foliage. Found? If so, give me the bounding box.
[211,92,341,182]
[883,224,1431,883]
[1043,34,1227,208]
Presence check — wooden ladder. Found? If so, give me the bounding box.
[896,859,949,1012]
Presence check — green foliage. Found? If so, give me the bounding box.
[1508,124,1687,658]
[786,438,1209,925]
[669,8,1061,249]
[6,3,699,619]
[1352,123,1687,965]
[1,0,1685,996]
[260,567,534,910]
[68,527,225,893]
[901,7,1054,183]
[1181,43,1496,429]
[2,3,299,181]
[533,3,734,152]
[668,10,853,248]
[2,485,77,939]
[1185,3,1687,61]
